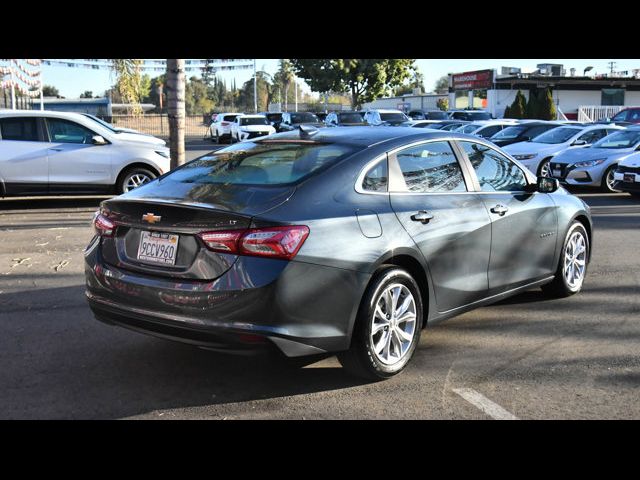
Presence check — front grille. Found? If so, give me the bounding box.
[247,131,268,139]
[617,165,640,174]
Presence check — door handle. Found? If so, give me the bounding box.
[410,211,434,224]
[491,204,509,216]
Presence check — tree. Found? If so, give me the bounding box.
[291,59,415,109]
[166,59,186,169]
[185,76,214,115]
[112,60,144,115]
[503,104,512,118]
[42,85,60,97]
[273,59,295,110]
[394,70,425,96]
[434,75,449,94]
[507,90,527,118]
[80,91,93,98]
[436,97,449,111]
[538,88,557,120]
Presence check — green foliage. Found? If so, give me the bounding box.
[503,104,511,118]
[185,76,214,115]
[42,85,60,97]
[80,91,93,98]
[538,88,557,120]
[508,90,527,118]
[290,59,415,109]
[524,90,537,119]
[434,75,449,94]
[112,59,144,115]
[437,97,449,111]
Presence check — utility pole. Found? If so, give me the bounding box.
[608,61,617,76]
[39,66,43,111]
[10,59,16,110]
[294,77,298,112]
[253,59,257,113]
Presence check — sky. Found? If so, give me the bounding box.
[37,59,640,99]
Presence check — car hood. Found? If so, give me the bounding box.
[239,125,275,132]
[503,141,565,156]
[553,146,635,164]
[113,131,166,147]
[619,152,640,167]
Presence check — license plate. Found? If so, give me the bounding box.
[137,231,179,265]
[623,173,635,183]
[553,169,562,177]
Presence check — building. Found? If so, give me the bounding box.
[361,91,448,112]
[31,97,157,118]
[448,65,640,120]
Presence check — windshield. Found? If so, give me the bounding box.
[291,112,319,123]
[380,112,409,122]
[592,130,640,149]
[82,114,118,133]
[266,113,282,122]
[611,110,628,122]
[466,111,491,120]
[240,117,269,126]
[426,111,448,120]
[491,125,527,140]
[164,141,358,186]
[423,123,446,130]
[531,127,581,144]
[338,113,364,123]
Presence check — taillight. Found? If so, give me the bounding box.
[198,226,309,260]
[221,121,230,126]
[93,213,115,237]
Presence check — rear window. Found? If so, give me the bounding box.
[0,117,39,141]
[290,112,318,123]
[165,141,358,186]
[380,112,408,122]
[338,113,364,123]
[223,114,240,122]
[240,117,269,126]
[266,113,282,122]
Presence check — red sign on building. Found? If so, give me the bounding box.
[452,69,494,90]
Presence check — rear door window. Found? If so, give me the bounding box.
[0,117,40,141]
[395,141,467,193]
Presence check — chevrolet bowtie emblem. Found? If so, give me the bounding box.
[142,213,161,224]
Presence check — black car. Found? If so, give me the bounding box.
[325,111,368,126]
[259,112,284,132]
[489,122,562,147]
[448,110,492,121]
[86,127,592,380]
[315,112,328,123]
[407,110,449,121]
[278,112,325,131]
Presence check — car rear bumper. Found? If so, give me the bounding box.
[84,240,369,357]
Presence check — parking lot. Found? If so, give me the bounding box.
[1,169,638,419]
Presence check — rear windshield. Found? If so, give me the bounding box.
[338,113,364,123]
[426,111,448,120]
[380,112,408,122]
[290,112,319,123]
[240,117,269,126]
[266,113,282,122]
[491,125,527,140]
[223,114,240,122]
[466,112,491,120]
[165,141,358,186]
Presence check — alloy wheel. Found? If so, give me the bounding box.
[370,283,417,366]
[563,231,587,290]
[124,173,152,192]
[539,160,551,177]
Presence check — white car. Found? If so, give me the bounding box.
[453,120,518,139]
[503,124,624,177]
[230,115,276,142]
[0,110,170,196]
[210,112,244,143]
[613,151,640,198]
[363,109,410,126]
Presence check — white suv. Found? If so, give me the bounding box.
[210,112,244,143]
[0,110,170,196]
[230,115,276,142]
[363,109,410,126]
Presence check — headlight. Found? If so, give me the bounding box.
[155,150,170,159]
[513,154,537,160]
[573,158,606,168]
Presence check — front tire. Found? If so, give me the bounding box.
[538,158,552,177]
[338,266,423,380]
[117,167,156,194]
[601,165,620,193]
[541,221,589,298]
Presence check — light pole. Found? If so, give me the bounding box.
[253,59,258,113]
[10,59,16,110]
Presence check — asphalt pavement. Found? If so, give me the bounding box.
[0,176,638,419]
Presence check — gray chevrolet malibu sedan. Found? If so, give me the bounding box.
[85,126,592,380]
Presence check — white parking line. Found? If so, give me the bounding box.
[452,388,519,420]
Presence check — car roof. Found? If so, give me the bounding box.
[238,114,267,118]
[367,109,405,113]
[255,125,489,148]
[0,109,95,122]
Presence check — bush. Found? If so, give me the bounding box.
[508,90,527,118]
[538,88,557,120]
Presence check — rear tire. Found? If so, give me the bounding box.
[541,221,589,298]
[117,167,157,194]
[338,266,423,381]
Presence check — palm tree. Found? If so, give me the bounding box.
[112,59,186,170]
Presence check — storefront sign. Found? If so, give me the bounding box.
[452,69,494,91]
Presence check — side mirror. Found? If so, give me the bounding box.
[572,139,587,146]
[92,135,108,145]
[537,176,560,193]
